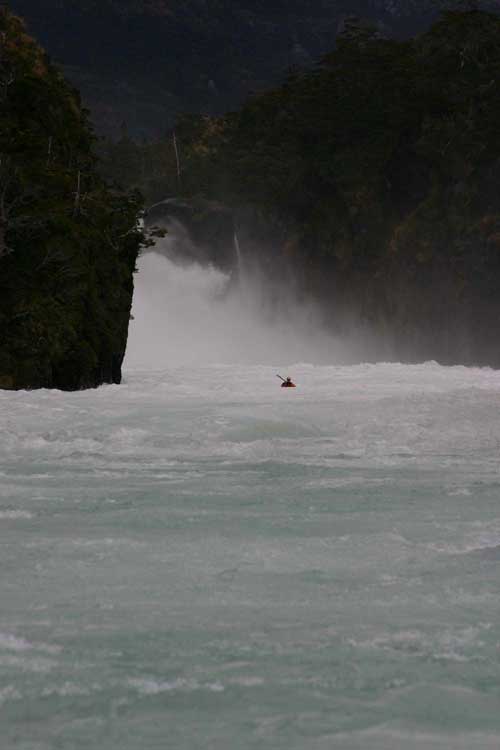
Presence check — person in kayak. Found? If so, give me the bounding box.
[281,376,296,388]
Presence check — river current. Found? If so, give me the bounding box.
[1,254,500,748]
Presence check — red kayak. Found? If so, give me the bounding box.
[277,374,296,387]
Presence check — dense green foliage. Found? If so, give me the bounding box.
[214,10,500,364]
[105,9,500,365]
[0,8,143,390]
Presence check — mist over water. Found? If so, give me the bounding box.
[125,243,352,369]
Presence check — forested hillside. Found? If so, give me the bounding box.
[133,10,500,366]
[3,3,500,374]
[0,8,143,390]
[6,0,499,135]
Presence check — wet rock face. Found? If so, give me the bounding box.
[145,199,237,271]
[0,285,134,391]
[0,8,142,392]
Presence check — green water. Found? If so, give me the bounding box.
[1,363,500,749]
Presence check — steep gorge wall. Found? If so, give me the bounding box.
[174,10,500,367]
[0,9,142,390]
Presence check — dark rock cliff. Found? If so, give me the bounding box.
[0,9,143,390]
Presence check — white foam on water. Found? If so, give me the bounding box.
[3,253,500,748]
[0,633,33,652]
[41,682,96,698]
[0,510,33,520]
[428,530,500,555]
[0,654,57,673]
[229,676,265,687]
[347,624,490,663]
[128,677,224,695]
[0,686,21,707]
[0,632,61,655]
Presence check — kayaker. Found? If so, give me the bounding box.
[281,376,296,388]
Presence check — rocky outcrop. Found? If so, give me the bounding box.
[0,9,142,390]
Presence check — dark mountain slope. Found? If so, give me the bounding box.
[172,10,500,366]
[6,0,499,136]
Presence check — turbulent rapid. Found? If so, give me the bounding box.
[1,252,500,749]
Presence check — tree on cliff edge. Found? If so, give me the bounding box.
[0,7,144,390]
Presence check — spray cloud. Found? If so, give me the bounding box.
[125,228,356,370]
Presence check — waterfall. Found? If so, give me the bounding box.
[124,247,355,369]
[234,230,243,277]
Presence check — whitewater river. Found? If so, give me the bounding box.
[2,254,500,749]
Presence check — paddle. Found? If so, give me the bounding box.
[276,374,286,382]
